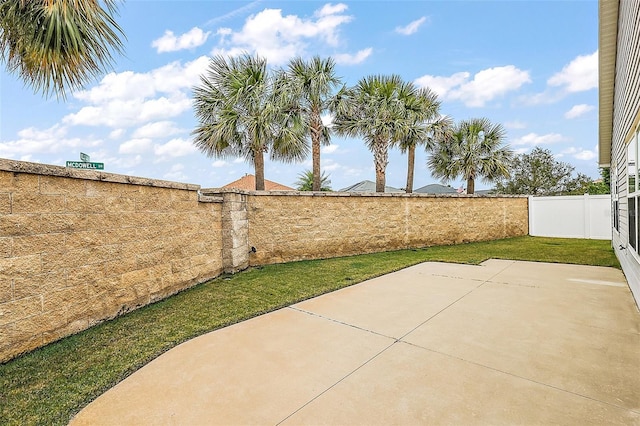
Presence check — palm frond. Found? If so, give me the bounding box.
[0,0,125,98]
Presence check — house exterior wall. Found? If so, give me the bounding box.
[609,0,640,307]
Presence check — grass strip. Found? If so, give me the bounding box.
[0,236,619,425]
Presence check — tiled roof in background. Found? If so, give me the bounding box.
[222,174,294,191]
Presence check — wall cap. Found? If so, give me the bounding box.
[0,158,201,191]
[199,187,528,198]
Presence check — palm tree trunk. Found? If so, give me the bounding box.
[373,140,389,193]
[405,145,415,193]
[311,120,321,192]
[254,149,266,190]
[466,177,475,195]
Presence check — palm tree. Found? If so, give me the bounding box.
[0,0,125,98]
[285,56,341,191]
[394,86,452,193]
[333,74,412,192]
[427,118,513,195]
[192,54,308,190]
[295,169,332,191]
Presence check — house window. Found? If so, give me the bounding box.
[630,197,637,250]
[613,168,619,232]
[628,130,640,251]
[629,141,636,193]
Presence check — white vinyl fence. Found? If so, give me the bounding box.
[528,194,612,240]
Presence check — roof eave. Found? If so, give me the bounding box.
[598,0,619,168]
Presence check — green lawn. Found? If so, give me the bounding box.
[0,236,620,425]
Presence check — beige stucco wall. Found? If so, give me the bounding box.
[2,160,528,363]
[245,192,528,265]
[0,160,223,362]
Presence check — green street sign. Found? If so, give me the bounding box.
[66,161,104,170]
[80,152,90,162]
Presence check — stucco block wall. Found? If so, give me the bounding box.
[0,160,223,362]
[245,192,528,265]
[3,162,528,363]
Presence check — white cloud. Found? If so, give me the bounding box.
[73,71,156,104]
[322,144,339,154]
[64,93,192,128]
[66,56,209,128]
[17,125,66,140]
[548,51,598,92]
[520,90,564,106]
[511,132,566,146]
[152,27,211,53]
[132,121,183,139]
[149,56,210,94]
[334,48,373,65]
[311,158,364,182]
[109,129,125,139]
[212,160,228,168]
[163,163,188,181]
[210,46,248,60]
[575,150,596,161]
[559,146,596,161]
[415,72,469,98]
[72,56,208,105]
[322,158,342,172]
[564,104,595,119]
[153,138,197,160]
[504,121,527,129]
[0,125,102,158]
[212,4,353,65]
[416,66,530,107]
[523,52,598,105]
[316,3,348,16]
[395,17,428,35]
[107,154,143,169]
[574,147,597,161]
[321,113,334,127]
[118,138,153,154]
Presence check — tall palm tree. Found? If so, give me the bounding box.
[285,56,341,191]
[394,86,452,193]
[0,0,125,98]
[333,74,411,192]
[427,118,513,195]
[192,54,308,190]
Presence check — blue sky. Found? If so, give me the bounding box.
[0,0,598,191]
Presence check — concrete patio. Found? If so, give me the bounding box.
[70,259,640,425]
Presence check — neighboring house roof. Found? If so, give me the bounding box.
[474,189,493,195]
[414,183,457,194]
[222,174,294,191]
[339,180,403,193]
[598,0,619,168]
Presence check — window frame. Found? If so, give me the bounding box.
[613,167,619,233]
[628,129,640,253]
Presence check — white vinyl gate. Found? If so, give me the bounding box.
[528,194,612,240]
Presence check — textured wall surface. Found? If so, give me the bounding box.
[0,160,223,362]
[245,192,528,265]
[2,160,528,363]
